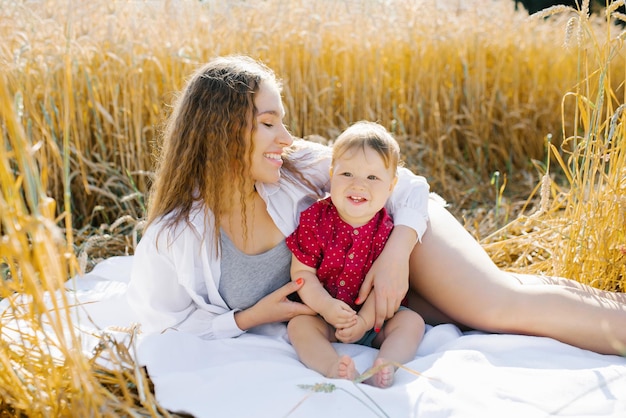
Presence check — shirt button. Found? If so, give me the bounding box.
[353,229,359,235]
[339,280,345,286]
[348,253,354,260]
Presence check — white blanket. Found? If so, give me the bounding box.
[67,256,626,417]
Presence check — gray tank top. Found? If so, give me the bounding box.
[219,230,292,310]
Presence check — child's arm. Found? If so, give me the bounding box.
[291,256,357,329]
[335,294,376,343]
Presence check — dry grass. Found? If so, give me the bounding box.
[1,0,625,415]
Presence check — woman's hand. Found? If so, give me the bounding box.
[356,225,416,330]
[234,280,316,330]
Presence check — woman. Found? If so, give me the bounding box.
[126,55,626,354]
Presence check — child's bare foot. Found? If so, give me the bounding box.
[365,358,395,388]
[327,355,357,380]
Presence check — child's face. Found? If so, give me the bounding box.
[330,146,397,227]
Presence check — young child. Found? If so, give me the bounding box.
[286,121,425,388]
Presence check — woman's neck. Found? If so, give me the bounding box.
[219,187,283,255]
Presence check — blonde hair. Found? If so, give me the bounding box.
[332,121,402,172]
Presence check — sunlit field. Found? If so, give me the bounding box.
[1,0,625,414]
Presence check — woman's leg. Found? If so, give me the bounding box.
[513,273,626,304]
[407,200,626,355]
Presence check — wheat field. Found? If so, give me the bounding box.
[1,0,625,415]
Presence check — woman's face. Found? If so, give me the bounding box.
[330,146,397,227]
[249,81,293,184]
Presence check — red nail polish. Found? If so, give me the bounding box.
[296,277,303,285]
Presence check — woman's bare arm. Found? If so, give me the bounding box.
[357,225,417,331]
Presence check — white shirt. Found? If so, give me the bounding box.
[126,139,430,339]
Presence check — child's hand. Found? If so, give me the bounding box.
[335,315,369,343]
[320,300,357,329]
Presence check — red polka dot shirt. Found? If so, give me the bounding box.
[286,197,394,311]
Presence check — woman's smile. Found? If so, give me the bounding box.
[263,152,284,167]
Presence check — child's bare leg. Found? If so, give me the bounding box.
[288,315,357,380]
[365,309,425,388]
